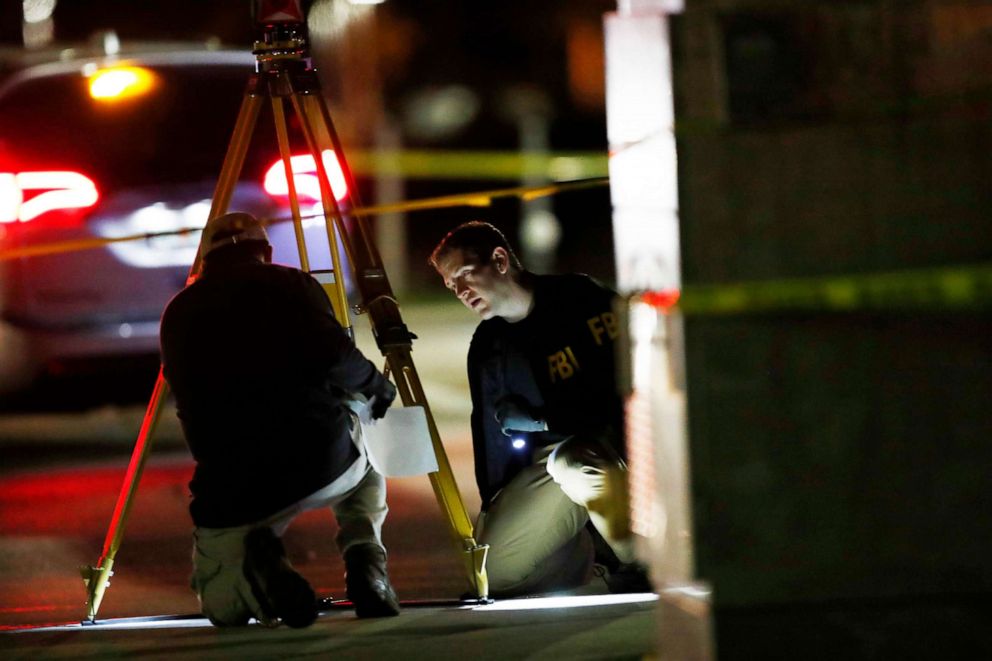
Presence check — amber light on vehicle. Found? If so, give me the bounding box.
[263,150,349,203]
[0,171,99,223]
[87,66,157,102]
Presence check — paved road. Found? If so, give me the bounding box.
[0,301,661,660]
[2,598,659,660]
[0,301,485,629]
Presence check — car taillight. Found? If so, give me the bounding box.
[263,150,348,204]
[0,170,99,223]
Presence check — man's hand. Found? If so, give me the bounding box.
[369,379,397,420]
[494,395,547,436]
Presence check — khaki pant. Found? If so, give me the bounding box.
[191,428,387,626]
[477,435,633,597]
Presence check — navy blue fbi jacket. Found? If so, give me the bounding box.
[160,256,389,528]
[467,273,624,509]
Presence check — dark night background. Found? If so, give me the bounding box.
[1,1,990,655]
[0,0,619,288]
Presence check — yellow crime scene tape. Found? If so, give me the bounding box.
[677,263,992,315]
[2,163,988,313]
[0,177,609,262]
[346,149,609,181]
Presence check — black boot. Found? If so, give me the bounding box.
[243,527,317,628]
[585,522,653,594]
[344,543,401,618]
[604,561,654,594]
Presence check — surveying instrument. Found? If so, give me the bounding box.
[80,0,489,623]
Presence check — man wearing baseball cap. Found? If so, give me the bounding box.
[160,212,400,627]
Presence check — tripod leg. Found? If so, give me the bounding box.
[302,93,378,268]
[81,89,263,622]
[271,95,311,273]
[274,89,353,333]
[208,93,265,223]
[388,347,490,598]
[196,92,265,277]
[81,369,170,621]
[291,80,490,598]
[288,90,354,323]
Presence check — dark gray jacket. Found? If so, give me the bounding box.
[160,253,389,528]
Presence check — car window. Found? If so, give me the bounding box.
[0,63,276,191]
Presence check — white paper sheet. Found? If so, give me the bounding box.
[358,401,438,477]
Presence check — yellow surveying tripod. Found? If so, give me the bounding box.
[80,10,489,623]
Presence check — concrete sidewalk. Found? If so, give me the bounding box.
[1,594,660,660]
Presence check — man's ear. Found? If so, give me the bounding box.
[492,247,509,274]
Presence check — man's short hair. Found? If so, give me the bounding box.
[429,221,523,272]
